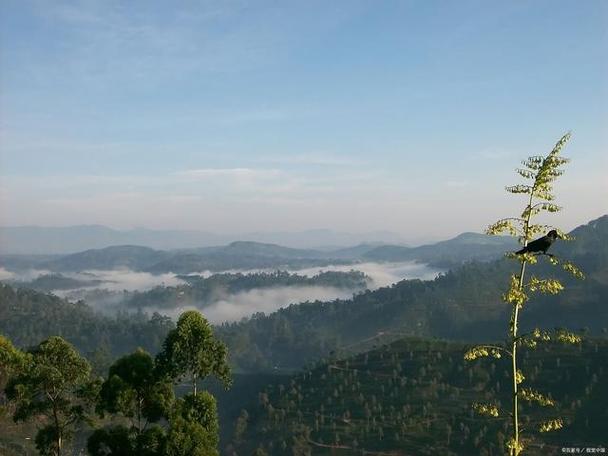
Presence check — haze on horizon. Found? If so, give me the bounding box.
[1,1,607,242]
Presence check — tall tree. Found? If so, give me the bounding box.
[165,391,220,456]
[90,348,173,456]
[5,336,96,456]
[97,348,173,433]
[466,133,584,455]
[0,335,26,394]
[156,310,231,396]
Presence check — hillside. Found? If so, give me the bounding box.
[1,229,524,275]
[364,232,517,268]
[42,245,169,271]
[1,216,606,455]
[0,283,173,358]
[227,337,608,455]
[1,216,606,375]
[126,270,369,311]
[1,242,352,274]
[143,244,351,274]
[218,215,608,371]
[0,225,405,254]
[14,273,104,291]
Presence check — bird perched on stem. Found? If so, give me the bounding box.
[515,230,560,255]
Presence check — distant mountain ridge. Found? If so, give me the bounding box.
[0,215,606,374]
[0,225,406,254]
[364,232,518,267]
[216,215,608,371]
[42,245,167,272]
[1,230,522,273]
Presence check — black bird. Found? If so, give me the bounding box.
[515,230,560,255]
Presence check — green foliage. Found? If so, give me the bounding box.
[216,210,608,372]
[89,312,229,456]
[519,388,554,407]
[487,133,571,240]
[87,425,133,456]
[0,283,175,358]
[2,212,607,379]
[463,345,503,361]
[472,133,584,455]
[5,336,95,456]
[128,270,369,311]
[230,337,608,455]
[519,328,582,349]
[97,349,174,432]
[165,392,219,456]
[0,335,27,392]
[156,311,231,395]
[87,424,166,456]
[473,402,500,417]
[1,307,232,456]
[233,409,249,444]
[35,425,62,456]
[538,418,563,433]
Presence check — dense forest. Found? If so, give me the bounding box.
[219,215,608,372]
[0,284,173,361]
[0,311,230,456]
[126,270,369,311]
[225,337,608,455]
[1,216,606,374]
[1,215,607,455]
[9,270,369,313]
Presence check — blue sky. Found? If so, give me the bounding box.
[1,0,606,241]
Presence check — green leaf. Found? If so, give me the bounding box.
[539,418,563,433]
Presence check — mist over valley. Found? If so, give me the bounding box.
[1,3,606,454]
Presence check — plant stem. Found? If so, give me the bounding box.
[511,193,534,456]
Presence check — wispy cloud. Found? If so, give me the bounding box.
[173,168,282,180]
[12,0,292,88]
[259,153,363,167]
[445,180,469,188]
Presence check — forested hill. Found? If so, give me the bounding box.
[0,283,173,360]
[1,216,606,374]
[3,242,351,273]
[126,270,369,311]
[227,337,608,455]
[218,215,608,371]
[2,231,520,274]
[363,232,517,268]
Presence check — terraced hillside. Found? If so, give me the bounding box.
[228,337,608,455]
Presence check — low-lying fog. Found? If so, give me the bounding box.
[144,286,359,323]
[1,261,442,324]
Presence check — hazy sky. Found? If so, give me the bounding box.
[1,1,606,241]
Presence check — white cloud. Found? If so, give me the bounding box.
[200,286,355,324]
[173,168,282,180]
[445,180,469,188]
[1,261,441,324]
[289,262,441,289]
[0,267,15,281]
[259,153,364,167]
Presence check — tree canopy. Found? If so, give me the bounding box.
[156,311,231,395]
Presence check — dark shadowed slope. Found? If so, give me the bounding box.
[228,337,608,455]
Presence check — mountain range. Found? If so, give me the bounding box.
[2,216,602,374]
[0,232,517,274]
[1,215,606,455]
[0,225,406,254]
[216,215,608,372]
